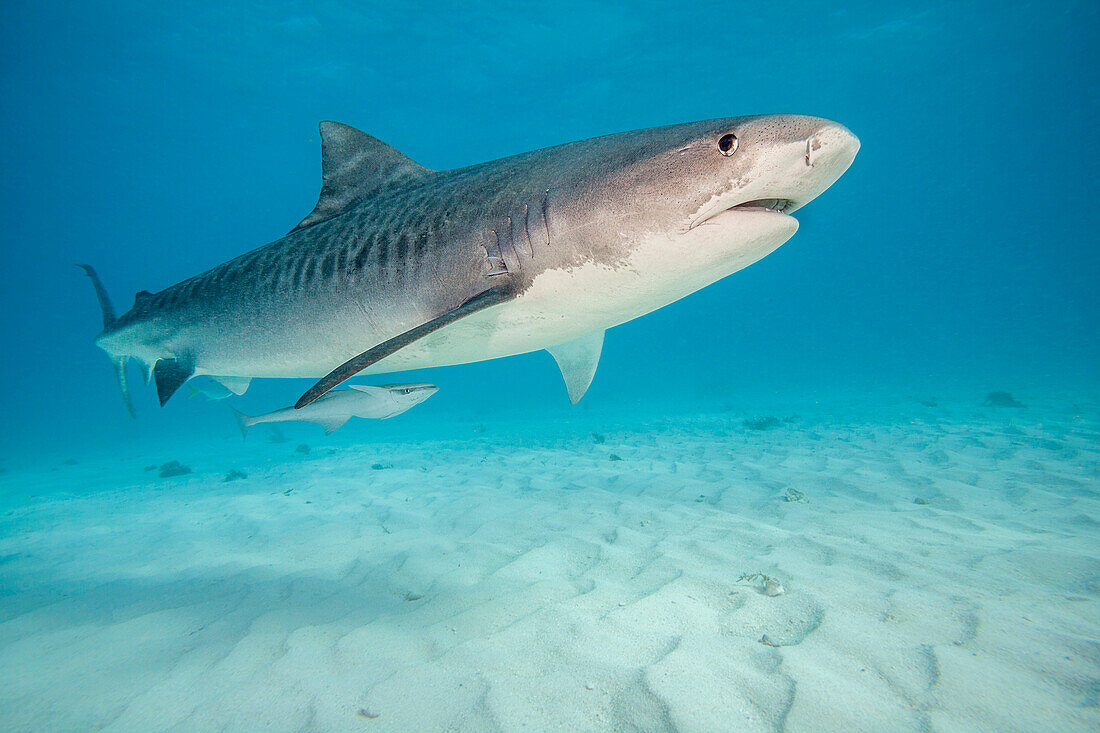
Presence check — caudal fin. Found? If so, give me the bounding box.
[77,264,116,330]
[228,406,253,439]
[79,265,134,418]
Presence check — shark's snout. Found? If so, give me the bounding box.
[804,123,860,170]
[690,116,860,228]
[779,121,859,214]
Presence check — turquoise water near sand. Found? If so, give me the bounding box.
[1,2,1097,731]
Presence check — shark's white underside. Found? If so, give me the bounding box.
[365,209,798,374]
[186,209,798,379]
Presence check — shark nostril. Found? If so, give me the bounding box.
[805,125,859,168]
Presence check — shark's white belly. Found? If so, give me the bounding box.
[363,210,798,374]
[173,210,794,379]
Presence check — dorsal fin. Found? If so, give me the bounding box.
[290,121,430,234]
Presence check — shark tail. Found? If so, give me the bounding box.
[79,264,135,418]
[228,406,254,439]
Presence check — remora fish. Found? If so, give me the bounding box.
[230,383,437,436]
[81,115,858,414]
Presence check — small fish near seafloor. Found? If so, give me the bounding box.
[229,383,437,437]
[81,115,858,416]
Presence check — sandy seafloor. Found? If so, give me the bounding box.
[1,396,1097,732]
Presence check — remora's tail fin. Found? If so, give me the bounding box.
[228,406,253,439]
[78,264,135,418]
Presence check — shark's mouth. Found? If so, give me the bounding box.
[690,197,797,229]
[730,198,793,214]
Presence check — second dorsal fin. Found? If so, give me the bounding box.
[290,121,431,234]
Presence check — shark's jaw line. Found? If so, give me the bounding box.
[690,196,796,229]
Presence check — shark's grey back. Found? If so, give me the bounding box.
[98,118,639,386]
[100,125,537,382]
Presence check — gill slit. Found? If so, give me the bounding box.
[541,188,552,247]
[521,203,534,258]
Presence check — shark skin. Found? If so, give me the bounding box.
[84,115,859,411]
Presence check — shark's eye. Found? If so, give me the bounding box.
[402,388,411,394]
[717,133,738,156]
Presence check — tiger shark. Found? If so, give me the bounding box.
[81,115,859,415]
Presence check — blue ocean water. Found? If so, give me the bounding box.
[0,0,1095,456]
[0,2,1098,730]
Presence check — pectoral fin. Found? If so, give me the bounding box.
[295,285,515,409]
[547,330,604,404]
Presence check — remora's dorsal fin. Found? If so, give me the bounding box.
[133,290,153,308]
[547,330,605,404]
[290,121,431,234]
[153,357,195,406]
[347,385,389,397]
